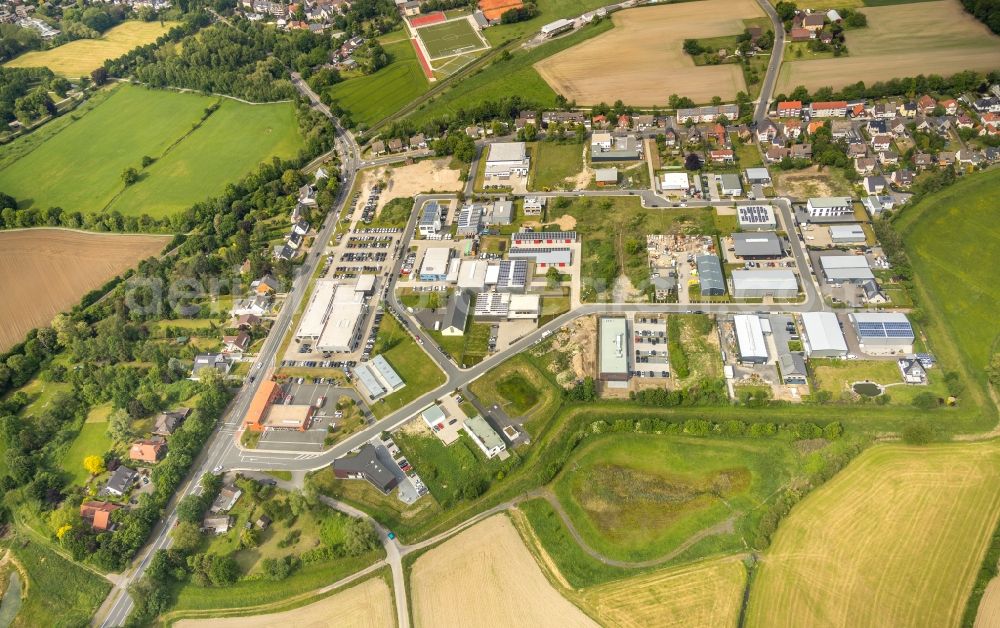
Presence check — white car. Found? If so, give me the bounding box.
[213,465,224,474]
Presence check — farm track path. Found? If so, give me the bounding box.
[534,489,737,569]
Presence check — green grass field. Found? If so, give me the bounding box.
[517,498,634,587]
[468,353,562,425]
[369,315,446,418]
[553,434,798,562]
[4,21,177,77]
[0,85,302,218]
[59,422,114,486]
[530,141,585,190]
[4,537,111,627]
[418,19,487,59]
[394,428,507,507]
[746,442,1000,627]
[327,40,430,128]
[895,171,999,408]
[482,0,613,46]
[407,18,612,127]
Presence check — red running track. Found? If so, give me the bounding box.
[409,11,446,27]
[411,38,434,79]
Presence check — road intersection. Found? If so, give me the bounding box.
[98,30,802,625]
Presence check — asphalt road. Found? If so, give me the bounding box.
[96,76,360,628]
[753,0,786,125]
[99,71,814,625]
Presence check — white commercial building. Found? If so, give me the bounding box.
[457,260,489,290]
[731,269,798,298]
[806,197,854,219]
[296,280,338,339]
[800,312,848,357]
[463,415,506,458]
[819,255,874,282]
[540,18,573,37]
[829,224,866,244]
[734,314,769,364]
[850,312,915,354]
[419,247,452,281]
[508,294,541,320]
[737,205,777,230]
[316,286,366,352]
[484,142,530,180]
[661,172,690,191]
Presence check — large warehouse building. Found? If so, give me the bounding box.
[484,142,529,180]
[734,315,769,364]
[819,255,874,283]
[849,312,915,355]
[317,287,366,353]
[800,312,848,357]
[599,317,630,384]
[696,255,725,296]
[420,247,452,281]
[731,269,798,298]
[296,279,338,340]
[732,232,783,259]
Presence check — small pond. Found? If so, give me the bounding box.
[852,382,883,397]
[0,569,22,628]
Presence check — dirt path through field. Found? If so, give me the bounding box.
[0,228,170,351]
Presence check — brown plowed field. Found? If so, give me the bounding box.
[0,229,169,350]
[776,0,1000,94]
[534,0,764,105]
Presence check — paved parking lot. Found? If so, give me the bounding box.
[256,382,371,452]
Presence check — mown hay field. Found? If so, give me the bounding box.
[410,515,597,628]
[174,576,393,628]
[534,0,765,105]
[775,0,1000,93]
[0,84,303,218]
[746,442,1000,628]
[575,555,746,628]
[327,40,430,127]
[4,21,177,77]
[0,228,169,351]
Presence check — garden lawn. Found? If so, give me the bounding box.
[553,434,798,562]
[59,422,114,486]
[4,537,111,628]
[370,315,445,418]
[327,40,429,127]
[4,21,178,77]
[530,141,585,190]
[0,84,302,218]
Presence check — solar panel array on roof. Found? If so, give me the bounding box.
[855,321,914,338]
[496,260,527,291]
[737,205,775,225]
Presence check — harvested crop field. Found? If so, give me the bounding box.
[0,229,169,351]
[4,21,177,77]
[576,556,746,627]
[775,0,1000,93]
[747,442,1000,628]
[174,577,393,628]
[534,0,764,105]
[410,515,597,628]
[976,577,1000,628]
